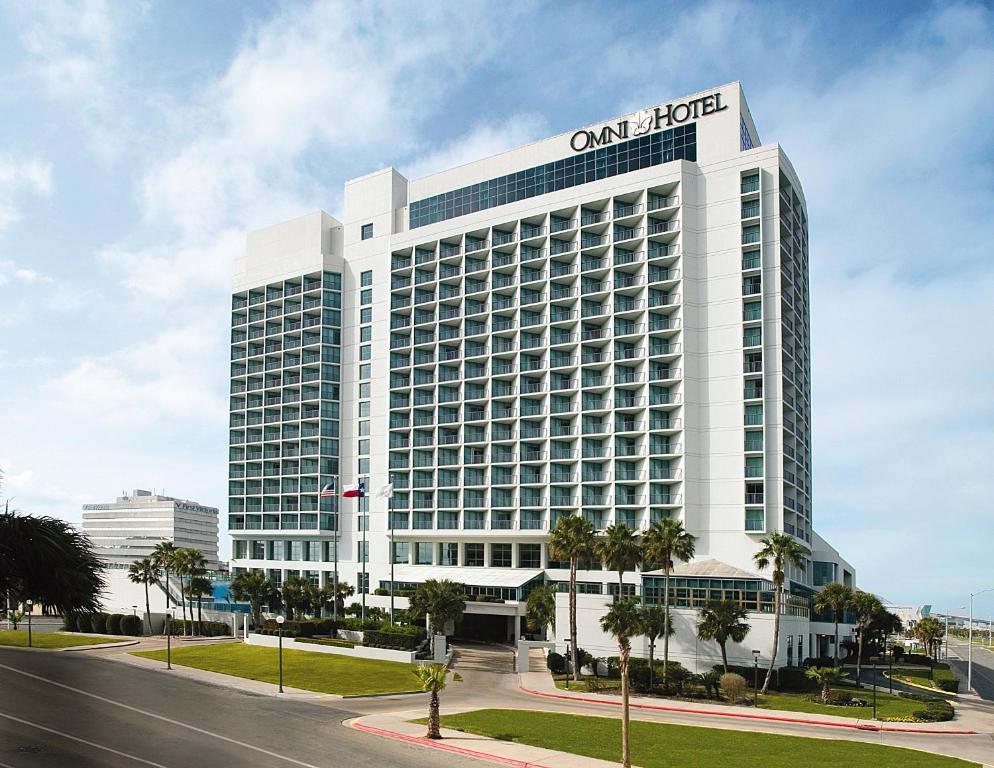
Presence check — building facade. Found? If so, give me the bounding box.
[83,489,220,568]
[227,82,854,662]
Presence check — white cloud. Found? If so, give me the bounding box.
[0,157,53,231]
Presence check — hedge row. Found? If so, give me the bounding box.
[897,692,955,722]
[716,664,814,693]
[363,628,426,651]
[932,664,960,693]
[296,637,355,649]
[168,619,231,637]
[65,612,143,637]
[260,618,336,637]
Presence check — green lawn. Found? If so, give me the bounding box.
[132,642,421,695]
[434,710,977,768]
[0,630,130,649]
[758,688,927,720]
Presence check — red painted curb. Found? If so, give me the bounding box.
[350,721,552,768]
[518,685,978,735]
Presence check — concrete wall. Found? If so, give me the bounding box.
[246,632,415,663]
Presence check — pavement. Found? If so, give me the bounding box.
[3,638,994,768]
[949,639,994,702]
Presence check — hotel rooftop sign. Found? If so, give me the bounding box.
[569,92,728,152]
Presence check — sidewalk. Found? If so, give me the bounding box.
[348,712,628,768]
[518,671,979,735]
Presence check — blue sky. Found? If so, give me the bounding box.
[1,0,992,612]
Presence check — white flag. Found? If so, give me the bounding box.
[377,483,394,499]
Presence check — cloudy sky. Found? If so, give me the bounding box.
[1,0,992,611]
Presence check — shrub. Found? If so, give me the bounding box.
[107,614,125,635]
[802,656,835,669]
[296,637,355,648]
[338,617,381,631]
[77,613,93,633]
[168,619,231,637]
[91,613,107,634]
[547,651,566,675]
[932,666,960,693]
[565,646,593,672]
[63,613,79,632]
[363,628,425,651]
[903,654,934,666]
[697,670,721,699]
[776,666,816,692]
[373,588,389,596]
[121,615,143,636]
[898,693,955,722]
[720,672,748,703]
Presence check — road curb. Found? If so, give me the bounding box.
[517,684,978,735]
[62,640,141,652]
[346,717,552,768]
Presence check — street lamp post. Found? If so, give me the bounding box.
[276,615,285,693]
[888,648,894,695]
[752,649,761,707]
[969,588,994,693]
[25,600,33,647]
[870,656,879,720]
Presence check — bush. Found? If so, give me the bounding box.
[107,614,125,635]
[802,656,835,669]
[720,672,748,703]
[898,693,955,722]
[121,615,143,636]
[91,613,107,634]
[63,613,79,632]
[565,646,593,672]
[363,628,426,651]
[776,666,816,692]
[903,654,934,666]
[296,637,355,648]
[932,666,960,692]
[697,670,721,699]
[468,594,505,604]
[821,691,866,706]
[168,619,231,637]
[547,651,566,675]
[373,588,389,596]
[338,617,381,631]
[77,613,93,633]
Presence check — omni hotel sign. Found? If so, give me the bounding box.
[569,92,728,152]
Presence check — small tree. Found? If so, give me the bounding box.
[230,571,278,627]
[128,558,159,635]
[548,514,596,682]
[408,579,466,636]
[525,584,556,638]
[6,610,24,630]
[600,598,642,768]
[413,663,449,739]
[720,672,747,703]
[805,666,844,704]
[851,591,883,685]
[281,576,313,621]
[696,600,751,674]
[597,524,642,601]
[637,604,672,689]
[813,582,854,665]
[188,575,212,636]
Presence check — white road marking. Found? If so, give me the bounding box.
[0,711,170,767]
[0,663,325,768]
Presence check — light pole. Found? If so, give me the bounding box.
[870,656,879,720]
[752,649,761,706]
[276,615,285,693]
[165,610,173,670]
[25,600,33,647]
[969,588,994,693]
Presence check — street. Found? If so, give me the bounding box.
[948,638,994,701]
[0,647,478,768]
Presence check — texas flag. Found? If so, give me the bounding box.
[342,481,366,498]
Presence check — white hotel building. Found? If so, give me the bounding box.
[228,82,855,666]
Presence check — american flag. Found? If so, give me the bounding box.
[320,481,337,498]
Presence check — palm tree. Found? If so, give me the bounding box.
[913,616,944,659]
[548,514,596,682]
[813,582,854,665]
[525,584,556,638]
[600,597,642,768]
[413,663,449,739]
[317,580,353,617]
[805,666,844,705]
[230,571,278,627]
[151,541,179,610]
[174,549,207,636]
[281,576,313,621]
[0,502,105,615]
[697,600,751,674]
[188,575,213,636]
[642,518,696,690]
[753,532,806,693]
[408,579,466,636]
[128,558,159,635]
[597,524,642,601]
[851,591,883,684]
[638,604,671,688]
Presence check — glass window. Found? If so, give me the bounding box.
[359,382,370,398]
[359,420,369,436]
[361,289,372,306]
[438,542,458,566]
[415,542,433,565]
[359,363,371,379]
[359,401,370,417]
[465,542,484,566]
[391,541,409,564]
[358,439,369,455]
[357,541,368,562]
[519,543,541,568]
[491,543,512,567]
[361,223,373,240]
[358,457,369,474]
[360,326,371,343]
[360,345,371,361]
[361,270,373,286]
[360,307,372,324]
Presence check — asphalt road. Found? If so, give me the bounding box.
[0,647,478,768]
[948,639,994,701]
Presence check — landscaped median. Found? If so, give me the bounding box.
[0,630,133,649]
[424,710,979,768]
[131,641,422,696]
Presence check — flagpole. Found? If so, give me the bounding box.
[361,479,367,625]
[389,471,395,626]
[333,474,339,622]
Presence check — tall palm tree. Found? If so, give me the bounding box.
[696,600,751,674]
[753,532,806,693]
[408,579,466,636]
[413,663,449,739]
[597,524,642,601]
[230,571,278,627]
[151,541,179,610]
[0,502,105,615]
[600,598,642,768]
[128,558,159,635]
[174,548,207,636]
[187,575,213,636]
[638,604,671,688]
[851,591,883,685]
[813,582,854,666]
[548,514,596,682]
[525,584,556,638]
[642,518,695,689]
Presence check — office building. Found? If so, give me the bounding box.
[227,82,854,664]
[83,489,220,568]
